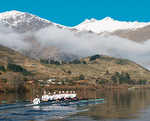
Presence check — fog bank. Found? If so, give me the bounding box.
[0,26,150,69]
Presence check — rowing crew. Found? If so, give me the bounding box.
[42,90,77,102]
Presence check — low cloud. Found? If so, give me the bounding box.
[35,27,150,69]
[0,27,27,50]
[0,26,150,69]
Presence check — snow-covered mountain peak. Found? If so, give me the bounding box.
[83,18,97,24]
[0,10,49,22]
[74,17,150,33]
[102,17,114,21]
[0,10,64,32]
[89,18,97,22]
[0,10,22,18]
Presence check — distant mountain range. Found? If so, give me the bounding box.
[74,17,150,42]
[1,10,150,41]
[0,10,150,69]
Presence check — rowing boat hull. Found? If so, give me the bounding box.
[26,98,105,107]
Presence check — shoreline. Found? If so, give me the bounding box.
[1,83,150,93]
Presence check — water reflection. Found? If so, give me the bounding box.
[72,90,150,120]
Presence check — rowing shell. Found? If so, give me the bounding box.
[25,98,105,107]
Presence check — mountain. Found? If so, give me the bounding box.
[0,10,64,33]
[1,10,150,66]
[74,17,150,34]
[1,11,150,36]
[0,11,79,62]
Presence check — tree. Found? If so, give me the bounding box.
[7,64,32,76]
[1,72,24,92]
[79,74,85,80]
[138,79,147,85]
[96,79,99,84]
[62,81,65,85]
[69,60,81,64]
[54,61,60,65]
[106,70,109,75]
[83,60,87,64]
[40,58,44,63]
[50,60,60,65]
[0,66,6,72]
[7,64,23,72]
[90,54,100,61]
[44,59,49,64]
[61,61,67,65]
[115,72,120,77]
[99,78,108,84]
[68,70,71,74]
[125,72,130,80]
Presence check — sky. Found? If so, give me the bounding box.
[0,0,150,27]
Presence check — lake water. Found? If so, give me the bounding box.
[0,89,150,121]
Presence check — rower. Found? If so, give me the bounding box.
[73,91,77,98]
[69,91,73,99]
[61,91,65,100]
[65,91,69,100]
[42,90,49,101]
[33,95,40,104]
[58,91,62,101]
[53,92,58,101]
[48,93,53,101]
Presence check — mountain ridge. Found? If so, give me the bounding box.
[1,10,150,34]
[74,17,150,33]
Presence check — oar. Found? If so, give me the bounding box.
[95,98,105,101]
[1,101,9,103]
[26,99,32,102]
[15,100,22,102]
[1,99,32,104]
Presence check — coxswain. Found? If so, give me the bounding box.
[33,95,40,104]
[42,90,49,101]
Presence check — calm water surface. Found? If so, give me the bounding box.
[0,90,150,121]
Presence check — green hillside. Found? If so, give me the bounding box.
[0,44,150,85]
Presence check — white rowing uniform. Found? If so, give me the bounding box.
[65,94,70,99]
[58,91,62,100]
[48,95,53,101]
[53,94,59,100]
[42,95,49,101]
[72,93,77,98]
[33,98,40,104]
[57,94,62,100]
